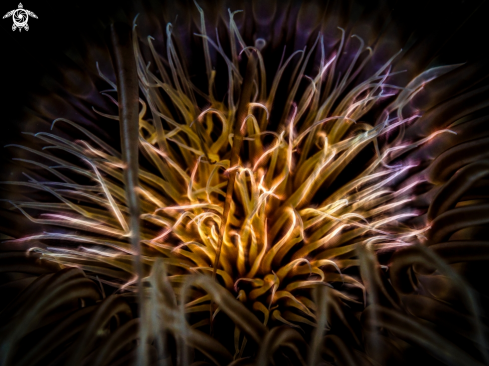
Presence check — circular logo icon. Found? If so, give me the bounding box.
[12,9,28,28]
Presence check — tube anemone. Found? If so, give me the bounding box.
[1,1,489,365]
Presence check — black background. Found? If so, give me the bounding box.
[0,0,129,148]
[1,0,488,152]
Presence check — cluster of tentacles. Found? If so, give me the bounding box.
[1,1,489,365]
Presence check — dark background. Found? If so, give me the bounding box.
[1,0,489,137]
[0,0,127,145]
[0,0,488,157]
